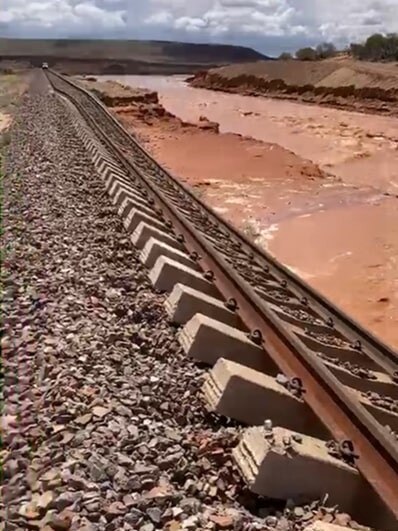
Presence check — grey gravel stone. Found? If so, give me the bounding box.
[146,507,162,524]
[52,492,81,511]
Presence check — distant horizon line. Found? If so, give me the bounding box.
[0,35,271,54]
[1,35,256,46]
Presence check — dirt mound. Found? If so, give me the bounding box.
[197,115,220,133]
[78,78,159,107]
[115,102,174,124]
[82,77,222,135]
[211,60,338,86]
[205,58,398,89]
[115,100,221,134]
[190,59,398,116]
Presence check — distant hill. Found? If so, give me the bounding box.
[0,38,269,75]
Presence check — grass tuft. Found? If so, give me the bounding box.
[0,130,11,149]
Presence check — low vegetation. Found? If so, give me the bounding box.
[280,42,337,62]
[281,33,398,62]
[0,68,15,75]
[0,73,24,114]
[350,33,398,61]
[278,52,293,61]
[0,130,11,150]
[295,43,337,61]
[295,47,319,61]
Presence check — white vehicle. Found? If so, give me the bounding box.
[42,62,49,69]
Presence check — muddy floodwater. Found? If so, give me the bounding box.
[101,75,398,349]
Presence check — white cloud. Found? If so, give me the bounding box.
[145,10,173,27]
[146,0,301,37]
[1,0,397,54]
[143,0,398,45]
[0,0,126,31]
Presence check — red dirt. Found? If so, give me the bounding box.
[114,102,330,212]
[78,78,159,107]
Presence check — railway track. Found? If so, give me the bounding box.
[41,69,398,528]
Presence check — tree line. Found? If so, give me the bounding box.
[350,33,398,61]
[278,33,398,62]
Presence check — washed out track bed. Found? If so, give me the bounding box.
[2,69,398,531]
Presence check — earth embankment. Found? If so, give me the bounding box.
[189,58,398,116]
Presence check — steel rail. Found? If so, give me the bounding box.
[46,69,398,524]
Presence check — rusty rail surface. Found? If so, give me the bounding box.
[45,69,398,524]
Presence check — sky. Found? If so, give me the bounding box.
[1,0,397,55]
